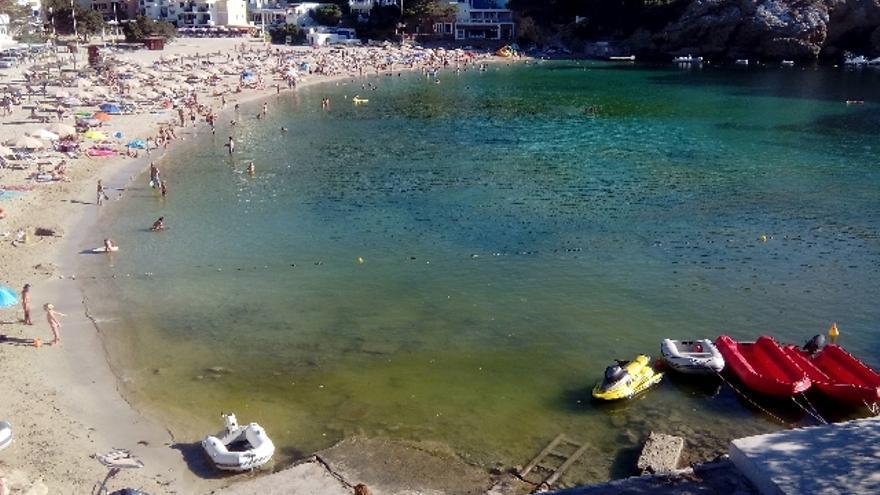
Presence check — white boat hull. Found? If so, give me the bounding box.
[202,414,274,472]
[661,339,725,374]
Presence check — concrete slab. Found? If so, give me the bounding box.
[637,432,685,474]
[318,437,491,495]
[208,460,351,495]
[547,458,756,495]
[729,416,880,495]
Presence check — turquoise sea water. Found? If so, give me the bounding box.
[79,61,880,483]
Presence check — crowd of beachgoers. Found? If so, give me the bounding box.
[0,37,495,494]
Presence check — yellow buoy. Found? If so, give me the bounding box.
[356,257,365,264]
[828,322,839,341]
[759,234,768,242]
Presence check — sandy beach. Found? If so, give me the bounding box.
[0,37,496,494]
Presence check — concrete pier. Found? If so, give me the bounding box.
[729,416,880,495]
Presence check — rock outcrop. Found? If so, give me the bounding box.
[641,0,880,60]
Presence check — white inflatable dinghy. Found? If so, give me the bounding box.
[0,421,12,451]
[660,339,725,374]
[202,413,274,471]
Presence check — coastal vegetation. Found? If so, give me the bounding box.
[121,15,178,43]
[507,0,880,61]
[43,0,106,40]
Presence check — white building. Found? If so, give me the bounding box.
[284,2,322,27]
[17,0,42,20]
[251,3,328,32]
[435,0,513,41]
[306,26,355,45]
[348,0,396,18]
[138,0,247,27]
[0,14,12,46]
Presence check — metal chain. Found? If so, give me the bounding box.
[714,371,792,427]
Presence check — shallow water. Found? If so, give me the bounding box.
[79,61,880,483]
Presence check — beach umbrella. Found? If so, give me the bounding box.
[28,129,60,141]
[83,130,107,140]
[99,103,121,114]
[6,136,45,149]
[93,112,112,122]
[0,286,18,308]
[47,123,77,137]
[0,145,14,157]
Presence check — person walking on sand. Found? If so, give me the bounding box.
[44,303,66,345]
[96,179,108,206]
[22,283,32,325]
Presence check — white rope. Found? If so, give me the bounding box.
[791,394,828,425]
[714,371,791,427]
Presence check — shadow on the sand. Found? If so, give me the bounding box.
[0,334,39,346]
[170,442,230,480]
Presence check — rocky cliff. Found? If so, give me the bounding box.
[637,0,880,60]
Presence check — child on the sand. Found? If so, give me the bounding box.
[44,303,66,345]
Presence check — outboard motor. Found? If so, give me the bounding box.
[804,334,826,355]
[222,413,239,433]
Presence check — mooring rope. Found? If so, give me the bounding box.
[791,394,828,425]
[714,371,792,427]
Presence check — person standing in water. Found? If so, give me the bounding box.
[226,136,235,155]
[44,303,66,345]
[96,180,107,206]
[246,162,255,175]
[151,216,165,231]
[21,283,32,325]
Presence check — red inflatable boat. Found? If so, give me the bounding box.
[783,344,880,405]
[715,335,811,397]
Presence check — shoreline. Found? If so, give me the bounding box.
[0,38,505,493]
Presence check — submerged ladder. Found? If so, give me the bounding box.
[519,433,588,491]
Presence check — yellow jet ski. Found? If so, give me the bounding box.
[592,355,663,401]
